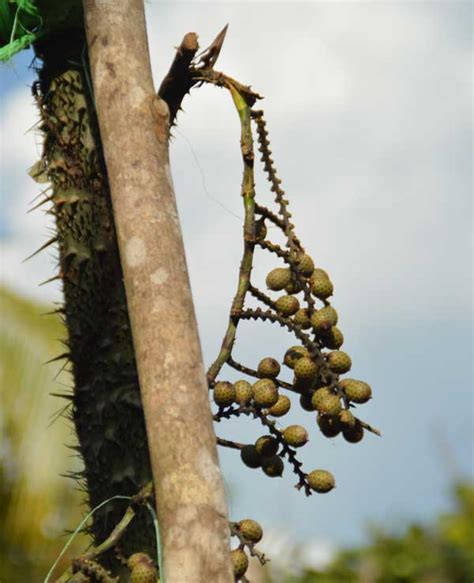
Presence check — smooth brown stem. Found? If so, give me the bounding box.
[82,2,232,581]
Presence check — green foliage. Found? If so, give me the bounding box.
[0,286,85,581]
[278,481,474,583]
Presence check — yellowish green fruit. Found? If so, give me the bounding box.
[313,268,329,279]
[327,351,352,374]
[311,306,338,332]
[262,455,284,477]
[257,357,281,379]
[293,253,315,276]
[266,268,292,291]
[293,308,312,329]
[317,414,341,437]
[284,345,310,368]
[285,278,303,294]
[317,394,342,416]
[231,549,249,578]
[283,425,309,447]
[213,381,236,407]
[237,519,263,543]
[294,356,318,380]
[275,294,300,316]
[267,394,291,417]
[130,564,157,583]
[255,435,279,457]
[339,409,356,428]
[311,387,333,410]
[307,469,336,493]
[128,554,151,570]
[252,378,279,407]
[310,274,333,299]
[320,326,344,349]
[240,445,262,468]
[339,379,372,403]
[234,380,253,405]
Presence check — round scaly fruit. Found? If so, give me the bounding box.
[310,272,334,300]
[262,455,284,477]
[285,278,303,294]
[294,356,318,380]
[307,469,336,493]
[339,409,356,428]
[293,308,312,329]
[267,394,291,417]
[320,326,344,349]
[327,351,352,374]
[240,445,262,469]
[317,414,341,437]
[343,422,364,443]
[311,306,338,332]
[266,267,292,291]
[237,519,263,543]
[300,392,316,412]
[339,379,372,404]
[284,345,309,369]
[275,294,300,316]
[255,435,279,457]
[317,394,342,416]
[293,253,315,277]
[311,387,333,410]
[231,549,249,579]
[283,425,309,448]
[213,381,236,407]
[128,554,157,583]
[234,380,253,406]
[252,379,279,407]
[257,357,281,379]
[313,267,329,279]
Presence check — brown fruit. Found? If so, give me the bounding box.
[300,392,316,411]
[293,308,312,329]
[213,381,236,407]
[293,253,315,276]
[320,326,344,349]
[255,435,279,457]
[240,445,262,468]
[231,549,249,578]
[237,519,263,543]
[343,422,364,443]
[262,455,284,477]
[257,357,281,379]
[284,345,310,368]
[311,306,338,332]
[317,414,342,437]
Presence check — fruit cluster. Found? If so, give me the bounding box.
[203,95,379,580]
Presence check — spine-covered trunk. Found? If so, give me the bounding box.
[33,29,154,567]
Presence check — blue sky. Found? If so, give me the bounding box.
[0,0,472,570]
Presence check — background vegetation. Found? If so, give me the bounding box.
[1,285,472,582]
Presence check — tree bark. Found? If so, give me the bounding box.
[82,2,233,581]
